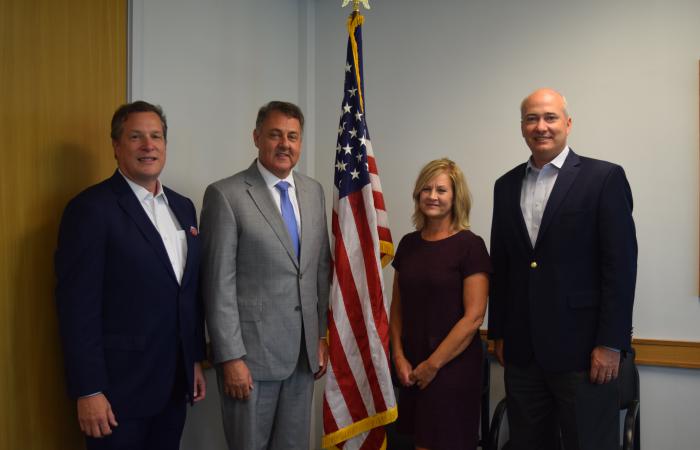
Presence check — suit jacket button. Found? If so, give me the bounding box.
[294,305,301,311]
[530,261,538,269]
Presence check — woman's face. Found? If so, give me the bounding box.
[418,171,454,223]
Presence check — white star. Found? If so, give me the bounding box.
[355,111,363,122]
[345,62,352,72]
[358,134,368,147]
[338,122,346,136]
[356,153,363,162]
[350,169,360,180]
[336,144,341,153]
[342,144,353,155]
[347,87,357,97]
[343,103,352,114]
[335,160,347,172]
[349,128,358,138]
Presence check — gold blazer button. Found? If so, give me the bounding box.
[530,261,538,269]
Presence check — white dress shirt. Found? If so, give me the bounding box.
[120,171,187,284]
[256,159,302,230]
[520,147,570,246]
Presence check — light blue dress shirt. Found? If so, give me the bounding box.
[520,147,570,247]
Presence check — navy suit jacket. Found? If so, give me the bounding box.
[488,150,637,372]
[55,171,205,418]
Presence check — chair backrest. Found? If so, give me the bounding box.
[487,349,641,450]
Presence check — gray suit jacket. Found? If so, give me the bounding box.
[200,161,331,380]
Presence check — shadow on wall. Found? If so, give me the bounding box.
[181,369,228,449]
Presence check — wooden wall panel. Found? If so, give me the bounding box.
[0,1,126,449]
[479,330,700,369]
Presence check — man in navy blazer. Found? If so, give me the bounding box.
[55,101,206,450]
[488,88,637,450]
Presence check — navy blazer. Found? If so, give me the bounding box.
[55,171,205,418]
[488,150,637,372]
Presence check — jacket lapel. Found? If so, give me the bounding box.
[245,163,299,268]
[535,150,581,246]
[509,164,534,252]
[108,171,178,283]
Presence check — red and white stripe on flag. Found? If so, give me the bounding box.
[322,11,397,450]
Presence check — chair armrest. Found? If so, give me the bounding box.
[622,399,640,450]
[488,398,508,450]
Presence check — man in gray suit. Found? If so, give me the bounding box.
[200,101,331,450]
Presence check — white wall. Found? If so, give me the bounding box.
[130,0,315,210]
[314,0,700,341]
[314,0,700,449]
[131,0,700,448]
[130,0,323,448]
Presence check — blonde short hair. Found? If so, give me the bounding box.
[411,158,471,231]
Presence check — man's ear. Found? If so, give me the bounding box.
[252,128,260,147]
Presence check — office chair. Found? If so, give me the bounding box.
[487,350,640,450]
[478,338,492,449]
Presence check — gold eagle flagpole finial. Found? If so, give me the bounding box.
[341,0,370,12]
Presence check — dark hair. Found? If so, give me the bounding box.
[255,101,304,131]
[110,101,168,141]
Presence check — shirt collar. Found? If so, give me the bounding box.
[119,170,168,204]
[525,146,570,174]
[256,159,296,190]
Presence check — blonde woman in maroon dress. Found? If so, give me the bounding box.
[390,158,491,450]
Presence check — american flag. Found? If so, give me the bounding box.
[322,11,397,450]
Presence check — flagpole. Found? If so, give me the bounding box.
[322,1,396,448]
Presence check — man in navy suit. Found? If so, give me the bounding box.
[488,88,637,450]
[55,101,206,450]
